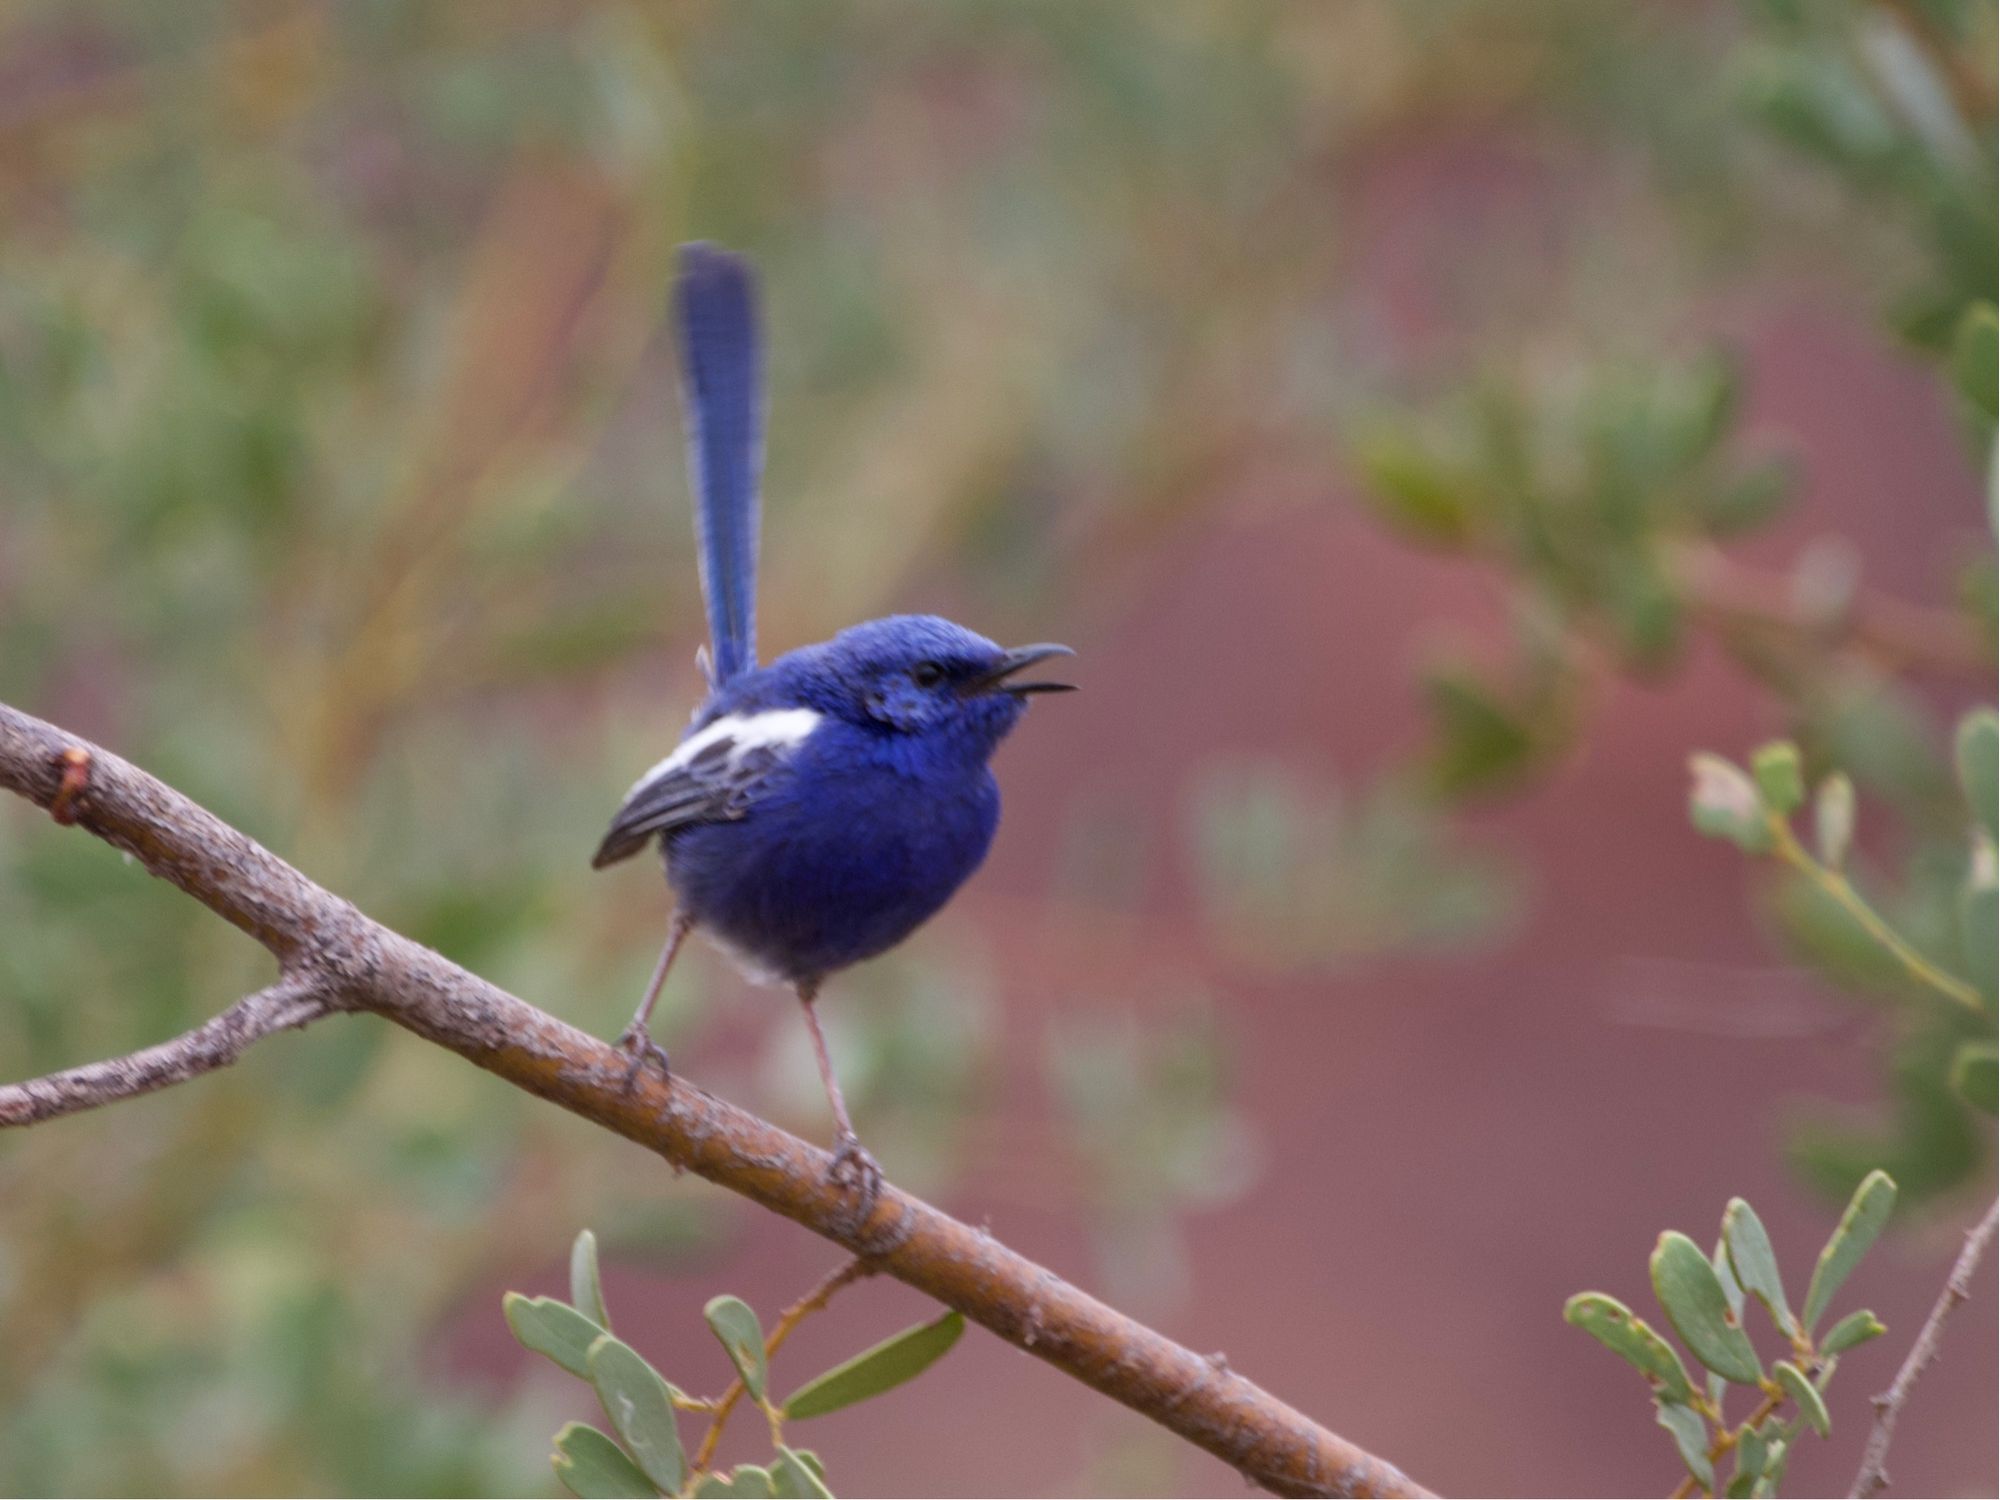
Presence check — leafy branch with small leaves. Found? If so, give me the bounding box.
[1688,714,1998,1123]
[1655,712,1997,1496]
[1351,0,1997,1212]
[504,1231,964,1499]
[1567,1173,1896,1498]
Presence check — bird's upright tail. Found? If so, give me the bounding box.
[674,243,763,686]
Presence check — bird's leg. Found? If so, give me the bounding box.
[797,981,882,1220]
[618,911,691,1088]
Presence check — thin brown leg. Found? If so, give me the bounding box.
[618,911,692,1085]
[797,981,882,1219]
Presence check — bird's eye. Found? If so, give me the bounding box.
[909,660,946,688]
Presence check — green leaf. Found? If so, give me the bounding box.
[790,1452,827,1484]
[1651,1232,1763,1384]
[572,1229,610,1330]
[1605,553,1683,670]
[1814,774,1855,869]
[551,1423,658,1500]
[1773,1360,1829,1437]
[1820,1308,1887,1354]
[1959,710,1998,841]
[1709,1241,1743,1407]
[1752,742,1805,816]
[1754,1436,1790,1497]
[586,1334,686,1494]
[694,1467,775,1499]
[1689,754,1771,853]
[1963,869,1997,1006]
[1803,1169,1897,1331]
[1424,666,1541,799]
[1950,303,1998,423]
[783,1310,965,1420]
[1734,1426,1769,1489]
[770,1447,835,1499]
[1701,455,1795,537]
[504,1292,605,1379]
[1656,1400,1715,1491]
[1562,1293,1696,1404]
[703,1296,768,1402]
[1679,350,1742,466]
[1712,1238,1745,1320]
[1352,428,1476,546]
[1952,1042,1997,1115]
[1723,1199,1797,1338]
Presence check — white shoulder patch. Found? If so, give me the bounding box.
[626,707,822,798]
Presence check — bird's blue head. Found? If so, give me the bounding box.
[789,614,1074,760]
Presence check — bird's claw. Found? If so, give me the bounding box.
[826,1131,883,1223]
[616,1023,671,1091]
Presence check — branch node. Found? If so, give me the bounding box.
[48,746,91,825]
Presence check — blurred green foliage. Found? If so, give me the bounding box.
[1689,720,1995,1201]
[1043,998,1257,1310]
[1351,0,1996,1204]
[1188,763,1520,964]
[502,1231,957,1496]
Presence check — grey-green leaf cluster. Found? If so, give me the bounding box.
[1352,351,1797,755]
[1688,725,1999,1192]
[1565,1173,1895,1497]
[502,1231,970,1497]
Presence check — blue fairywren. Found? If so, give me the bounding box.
[593,244,1073,1212]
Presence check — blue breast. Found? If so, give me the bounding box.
[663,718,1002,985]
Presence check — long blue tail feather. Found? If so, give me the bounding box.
[674,243,763,686]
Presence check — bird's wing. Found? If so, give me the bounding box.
[676,243,763,687]
[590,706,820,869]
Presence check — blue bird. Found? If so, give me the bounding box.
[593,244,1073,1210]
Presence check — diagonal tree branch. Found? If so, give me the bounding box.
[1849,1197,2000,1499]
[0,701,1430,1500]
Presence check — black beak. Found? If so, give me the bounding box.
[964,643,1076,697]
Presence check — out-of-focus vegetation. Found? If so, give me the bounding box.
[1687,722,1996,1197]
[502,1230,960,1499]
[0,1,1991,1494]
[1351,0,1996,1211]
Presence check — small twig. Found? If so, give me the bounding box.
[687,1257,875,1487]
[1668,1387,1788,1500]
[0,972,333,1126]
[1675,546,1992,680]
[1849,1198,2000,1498]
[1762,816,1987,1014]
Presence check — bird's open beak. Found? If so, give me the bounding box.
[965,643,1077,697]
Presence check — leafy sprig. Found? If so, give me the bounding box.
[504,1233,965,1498]
[1689,716,1998,1127]
[1566,1173,1896,1497]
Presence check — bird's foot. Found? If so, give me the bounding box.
[615,1023,671,1091]
[826,1130,884,1223]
